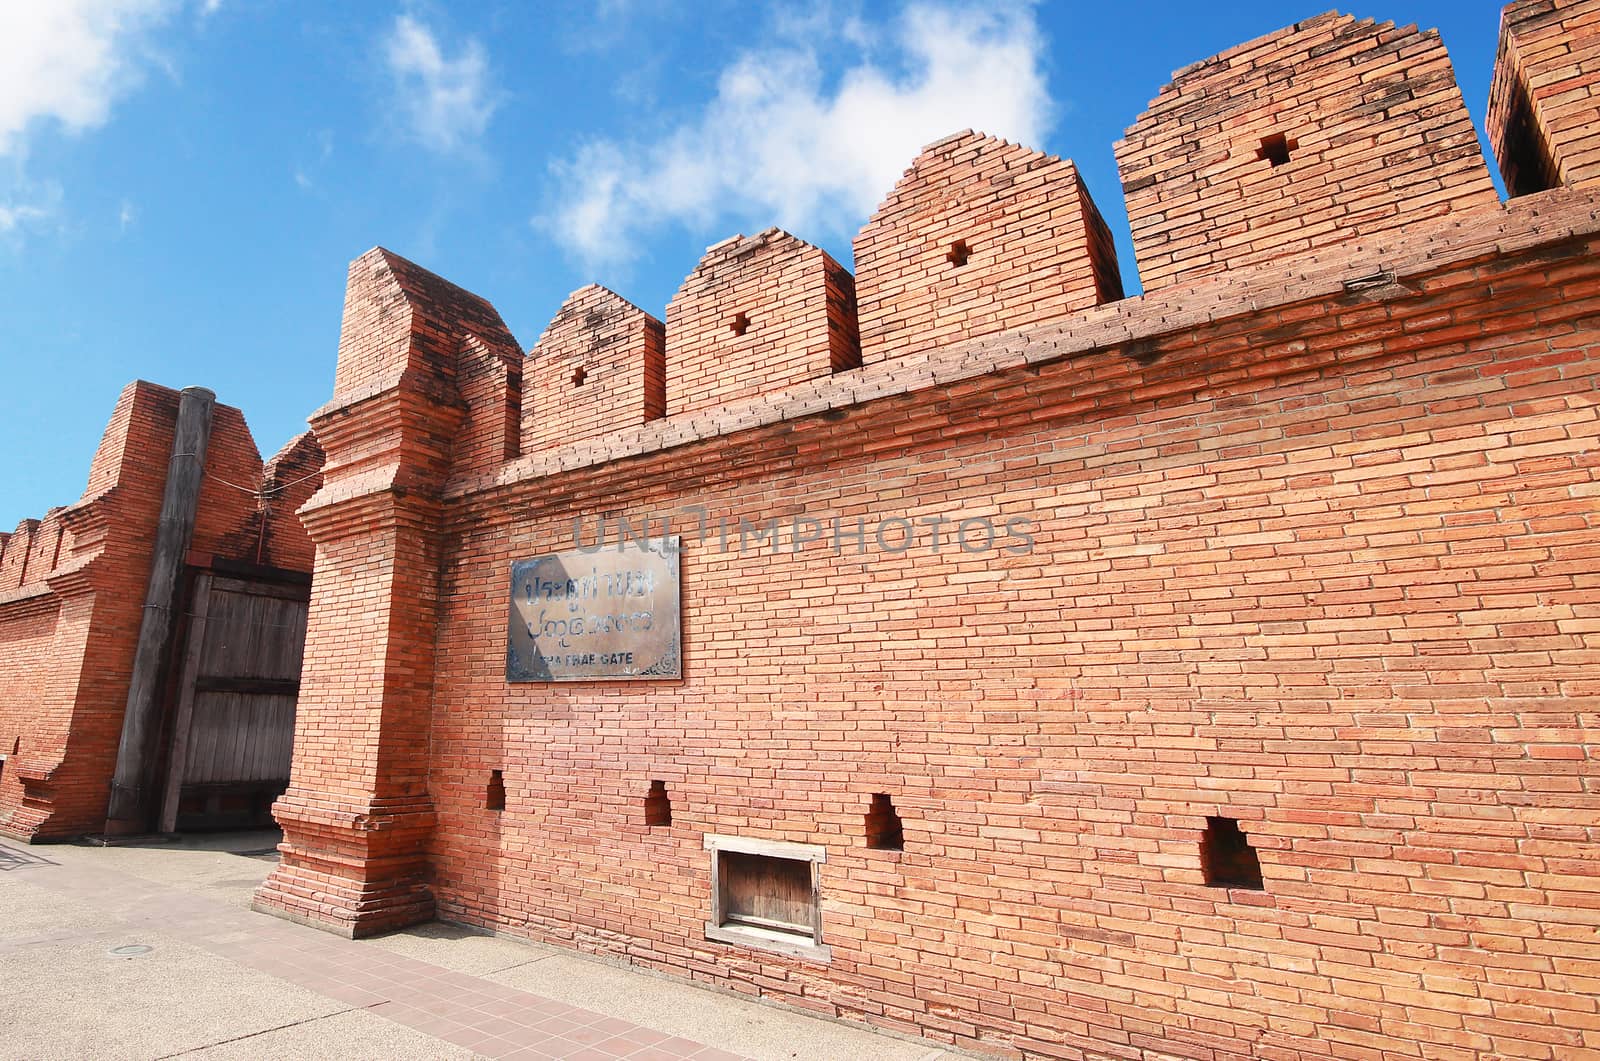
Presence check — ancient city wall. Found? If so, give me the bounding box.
[257,5,1600,1059]
[0,383,322,840]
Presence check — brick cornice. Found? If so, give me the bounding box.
[298,466,448,545]
[271,789,437,838]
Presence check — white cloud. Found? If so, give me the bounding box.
[0,202,50,233]
[0,0,181,160]
[543,1,1052,268]
[292,129,333,191]
[118,199,136,231]
[383,15,498,155]
[0,180,62,238]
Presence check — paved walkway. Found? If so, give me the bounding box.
[0,832,957,1061]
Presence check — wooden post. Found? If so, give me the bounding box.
[105,386,215,834]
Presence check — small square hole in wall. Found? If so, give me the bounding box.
[486,770,506,812]
[730,312,750,336]
[705,835,830,961]
[865,793,904,850]
[1200,816,1263,890]
[1255,132,1298,168]
[571,366,587,387]
[945,239,971,267]
[645,779,671,827]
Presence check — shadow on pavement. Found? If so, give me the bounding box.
[0,840,58,871]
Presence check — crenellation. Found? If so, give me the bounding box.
[665,228,860,417]
[0,521,39,591]
[1488,0,1600,195]
[523,284,666,452]
[853,132,1120,368]
[1120,14,1501,293]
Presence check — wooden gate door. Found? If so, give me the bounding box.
[157,574,308,832]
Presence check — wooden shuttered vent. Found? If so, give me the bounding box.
[703,835,830,962]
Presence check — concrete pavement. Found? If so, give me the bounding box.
[0,831,960,1061]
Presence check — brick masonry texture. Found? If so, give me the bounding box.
[0,383,322,841]
[523,284,666,453]
[252,4,1600,1059]
[1488,0,1600,195]
[854,131,1122,364]
[665,228,860,416]
[1116,12,1500,292]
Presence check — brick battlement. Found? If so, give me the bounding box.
[524,284,665,453]
[855,130,1121,364]
[1488,0,1600,195]
[665,228,860,417]
[327,5,1600,489]
[456,186,1600,505]
[1117,12,1499,291]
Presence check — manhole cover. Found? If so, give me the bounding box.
[108,944,153,957]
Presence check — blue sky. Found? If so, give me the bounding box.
[0,0,1509,529]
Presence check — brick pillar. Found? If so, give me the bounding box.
[253,247,517,937]
[249,454,454,937]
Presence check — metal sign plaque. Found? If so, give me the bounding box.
[507,537,681,682]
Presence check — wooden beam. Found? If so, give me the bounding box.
[193,676,300,696]
[105,386,216,833]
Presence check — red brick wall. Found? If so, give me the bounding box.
[260,432,324,573]
[259,7,1600,1057]
[854,131,1121,364]
[0,381,174,838]
[523,285,665,452]
[665,229,860,417]
[1488,0,1600,196]
[1117,13,1499,291]
[414,212,1600,1060]
[0,599,58,821]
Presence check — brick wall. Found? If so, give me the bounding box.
[259,5,1600,1058]
[260,432,325,573]
[665,229,860,417]
[523,284,665,452]
[0,382,322,840]
[414,204,1600,1060]
[854,130,1121,364]
[0,597,57,816]
[1488,0,1600,196]
[1117,13,1499,292]
[0,381,176,839]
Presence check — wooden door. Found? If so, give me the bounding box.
[158,575,308,832]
